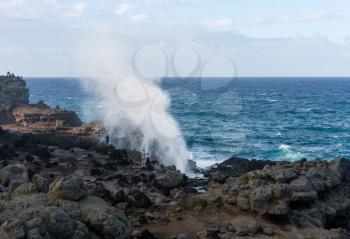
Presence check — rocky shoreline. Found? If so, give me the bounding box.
[0,73,350,239]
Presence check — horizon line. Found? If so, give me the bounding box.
[23,76,350,79]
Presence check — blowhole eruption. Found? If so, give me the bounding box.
[73,37,191,172]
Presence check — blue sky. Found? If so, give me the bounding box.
[1,0,350,77]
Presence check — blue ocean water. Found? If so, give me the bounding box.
[26,77,350,167]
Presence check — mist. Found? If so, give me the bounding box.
[72,36,190,172]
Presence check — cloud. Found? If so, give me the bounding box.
[61,3,85,17]
[0,0,20,7]
[114,3,133,15]
[243,11,350,26]
[202,18,234,31]
[129,14,148,22]
[145,0,198,4]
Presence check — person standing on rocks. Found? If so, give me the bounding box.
[145,153,153,171]
[141,149,146,168]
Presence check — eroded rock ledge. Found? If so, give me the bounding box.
[0,73,103,139]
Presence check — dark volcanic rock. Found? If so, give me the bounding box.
[0,161,132,239]
[49,175,87,201]
[220,158,350,231]
[205,156,278,179]
[13,106,83,128]
[0,72,29,123]
[127,189,153,208]
[0,164,29,186]
[155,167,187,195]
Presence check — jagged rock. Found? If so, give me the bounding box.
[0,72,29,123]
[0,193,91,239]
[289,176,317,202]
[210,172,228,184]
[140,229,157,239]
[0,164,29,186]
[0,182,132,239]
[10,182,38,196]
[39,206,81,238]
[218,158,350,231]
[155,169,186,193]
[32,174,50,193]
[58,196,132,239]
[127,190,153,208]
[0,218,26,239]
[49,175,87,201]
[205,156,278,178]
[13,106,83,128]
[182,192,223,212]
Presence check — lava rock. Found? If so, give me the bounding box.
[0,164,29,186]
[49,175,87,201]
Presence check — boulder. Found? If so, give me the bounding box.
[127,190,153,208]
[155,170,186,191]
[10,182,38,196]
[49,175,87,201]
[1,183,132,239]
[0,164,29,186]
[32,174,50,193]
[39,206,81,238]
[205,156,277,178]
[0,218,26,239]
[1,193,90,239]
[59,196,132,239]
[290,176,317,202]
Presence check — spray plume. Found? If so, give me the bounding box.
[72,36,190,172]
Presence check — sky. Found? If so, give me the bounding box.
[1,0,350,77]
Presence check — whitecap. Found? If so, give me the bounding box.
[278,144,305,161]
[195,158,222,169]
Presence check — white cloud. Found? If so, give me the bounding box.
[0,0,20,8]
[129,14,148,22]
[203,18,234,31]
[61,3,85,17]
[114,3,132,15]
[243,11,350,26]
[145,0,198,4]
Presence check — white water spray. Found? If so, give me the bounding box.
[72,36,190,172]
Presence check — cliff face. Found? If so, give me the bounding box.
[12,106,83,128]
[0,73,29,123]
[0,73,103,139]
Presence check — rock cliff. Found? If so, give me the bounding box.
[0,72,29,123]
[0,73,103,139]
[13,106,83,128]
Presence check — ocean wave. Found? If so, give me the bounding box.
[278,144,305,161]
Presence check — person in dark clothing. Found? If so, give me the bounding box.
[145,153,153,171]
[105,135,110,144]
[141,149,146,168]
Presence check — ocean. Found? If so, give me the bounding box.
[26,77,350,167]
